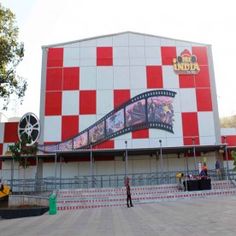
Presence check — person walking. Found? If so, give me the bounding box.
[125,177,133,208]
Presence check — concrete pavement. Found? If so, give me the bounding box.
[1,196,236,236]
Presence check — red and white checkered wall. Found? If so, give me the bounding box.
[41,32,217,149]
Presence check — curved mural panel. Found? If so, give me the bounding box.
[38,90,176,153]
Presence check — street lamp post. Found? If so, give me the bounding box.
[125,141,128,177]
[192,138,197,173]
[223,136,229,180]
[159,140,163,184]
[90,144,94,187]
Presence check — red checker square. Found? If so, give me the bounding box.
[132,129,149,139]
[182,112,199,137]
[4,122,19,143]
[45,92,62,115]
[221,135,236,147]
[47,48,63,67]
[195,66,210,88]
[97,47,113,66]
[146,66,163,88]
[183,137,200,145]
[114,90,130,109]
[161,47,177,65]
[80,90,96,114]
[192,47,208,65]
[63,67,80,90]
[179,74,195,88]
[62,116,79,141]
[196,88,212,111]
[93,140,114,150]
[46,68,63,91]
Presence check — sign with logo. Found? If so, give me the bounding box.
[173,49,200,74]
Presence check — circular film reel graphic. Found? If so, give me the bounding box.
[18,113,40,146]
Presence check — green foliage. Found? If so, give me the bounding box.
[9,134,38,168]
[0,4,27,109]
[231,151,236,171]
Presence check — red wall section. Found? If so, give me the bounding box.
[63,67,80,90]
[132,129,149,139]
[47,48,63,67]
[62,116,79,141]
[114,90,130,109]
[195,66,210,88]
[79,90,96,114]
[93,140,114,149]
[161,47,176,65]
[192,47,208,66]
[196,88,212,111]
[179,74,195,88]
[4,122,19,143]
[182,112,199,145]
[97,47,113,66]
[45,91,62,115]
[146,66,163,88]
[46,68,63,91]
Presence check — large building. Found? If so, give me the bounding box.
[0,32,235,182]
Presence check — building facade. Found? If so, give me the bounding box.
[0,32,234,180]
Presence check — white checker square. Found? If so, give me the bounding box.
[149,138,167,147]
[0,123,5,143]
[114,139,132,149]
[129,33,145,46]
[80,47,96,58]
[62,91,79,115]
[162,66,179,89]
[130,66,146,89]
[129,47,145,58]
[79,115,97,131]
[113,33,129,46]
[221,128,236,136]
[97,67,114,90]
[160,38,176,46]
[79,59,96,66]
[130,88,147,98]
[113,47,129,65]
[80,39,97,47]
[64,47,79,59]
[199,136,216,145]
[145,46,161,58]
[96,90,114,115]
[198,112,216,137]
[166,112,183,138]
[63,59,80,67]
[96,36,113,46]
[132,139,149,149]
[166,137,183,147]
[80,67,97,90]
[44,116,61,142]
[145,36,161,46]
[114,66,130,89]
[179,88,197,112]
[171,89,181,113]
[129,58,146,66]
[114,132,132,140]
[149,129,167,138]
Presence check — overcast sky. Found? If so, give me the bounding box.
[1,0,236,119]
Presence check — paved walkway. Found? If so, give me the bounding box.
[1,196,236,236]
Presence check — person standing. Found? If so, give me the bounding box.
[125,177,133,208]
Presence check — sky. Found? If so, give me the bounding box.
[1,0,236,119]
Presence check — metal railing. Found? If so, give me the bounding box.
[4,168,234,194]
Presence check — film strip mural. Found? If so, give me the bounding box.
[39,90,176,153]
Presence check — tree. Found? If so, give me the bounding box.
[0,4,27,110]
